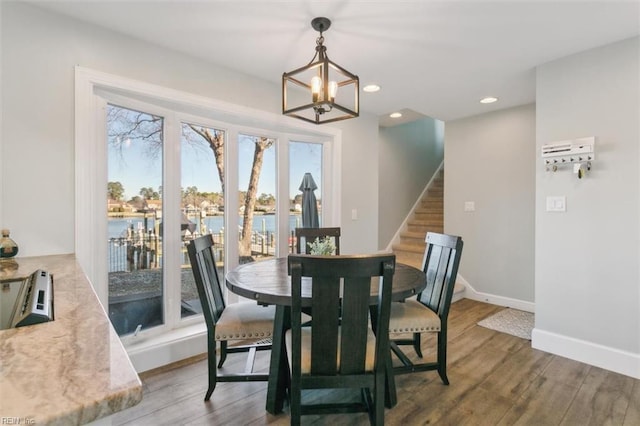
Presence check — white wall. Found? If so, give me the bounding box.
[533,37,640,378]
[445,104,536,307]
[0,2,380,257]
[0,2,3,229]
[378,118,444,249]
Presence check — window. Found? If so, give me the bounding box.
[238,133,276,263]
[180,122,225,318]
[107,105,165,335]
[76,68,341,361]
[289,141,323,251]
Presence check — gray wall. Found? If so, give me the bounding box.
[0,2,380,257]
[378,118,444,249]
[445,104,536,304]
[534,37,639,370]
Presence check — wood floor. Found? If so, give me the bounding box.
[113,299,639,425]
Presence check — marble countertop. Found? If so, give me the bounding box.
[0,255,143,425]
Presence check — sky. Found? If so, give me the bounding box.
[108,119,323,202]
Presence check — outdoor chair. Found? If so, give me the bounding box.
[388,232,463,385]
[187,234,275,401]
[295,227,341,254]
[286,253,396,426]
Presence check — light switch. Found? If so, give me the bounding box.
[464,201,475,212]
[351,209,358,220]
[546,196,566,212]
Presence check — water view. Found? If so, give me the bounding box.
[108,214,304,239]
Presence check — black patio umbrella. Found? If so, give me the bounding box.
[299,172,319,228]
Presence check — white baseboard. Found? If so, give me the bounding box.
[457,274,535,313]
[126,323,208,373]
[459,274,639,379]
[532,328,640,379]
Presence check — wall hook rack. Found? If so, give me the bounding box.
[542,137,595,179]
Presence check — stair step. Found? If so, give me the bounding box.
[414,210,443,219]
[392,242,426,254]
[394,251,424,269]
[420,198,442,205]
[400,230,427,242]
[408,218,443,226]
[407,224,444,234]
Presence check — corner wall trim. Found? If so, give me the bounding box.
[460,275,535,313]
[532,328,640,379]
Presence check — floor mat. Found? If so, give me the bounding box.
[477,308,534,340]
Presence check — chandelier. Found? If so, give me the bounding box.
[282,17,359,125]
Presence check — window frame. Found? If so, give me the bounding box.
[75,67,341,360]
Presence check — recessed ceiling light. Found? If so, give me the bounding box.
[363,84,381,93]
[480,96,498,104]
[389,112,402,118]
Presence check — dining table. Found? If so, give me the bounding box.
[225,256,427,414]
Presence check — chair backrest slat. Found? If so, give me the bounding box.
[187,235,226,328]
[418,233,464,321]
[340,276,372,374]
[310,275,341,375]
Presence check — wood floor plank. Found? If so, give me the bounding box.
[479,344,553,401]
[496,375,580,425]
[113,300,639,426]
[560,367,636,425]
[623,380,640,426]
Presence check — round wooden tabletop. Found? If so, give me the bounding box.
[226,257,426,306]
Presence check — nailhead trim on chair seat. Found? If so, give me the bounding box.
[389,299,441,333]
[215,302,275,341]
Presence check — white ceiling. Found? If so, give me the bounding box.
[27,0,640,123]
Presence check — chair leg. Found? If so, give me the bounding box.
[374,371,385,426]
[205,337,218,401]
[436,330,449,385]
[413,332,423,358]
[384,351,397,408]
[290,379,301,426]
[217,340,228,368]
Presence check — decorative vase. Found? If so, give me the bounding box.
[0,229,19,258]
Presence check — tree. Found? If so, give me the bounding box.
[184,186,199,207]
[108,105,273,259]
[129,195,143,210]
[185,125,225,194]
[239,137,274,256]
[258,193,275,205]
[108,181,125,201]
[139,187,159,200]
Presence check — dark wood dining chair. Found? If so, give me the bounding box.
[187,234,275,401]
[388,232,463,385]
[287,253,396,426]
[295,227,341,254]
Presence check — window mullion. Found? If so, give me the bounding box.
[163,113,182,328]
[225,128,239,303]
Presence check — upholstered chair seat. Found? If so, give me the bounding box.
[215,302,274,341]
[389,299,441,334]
